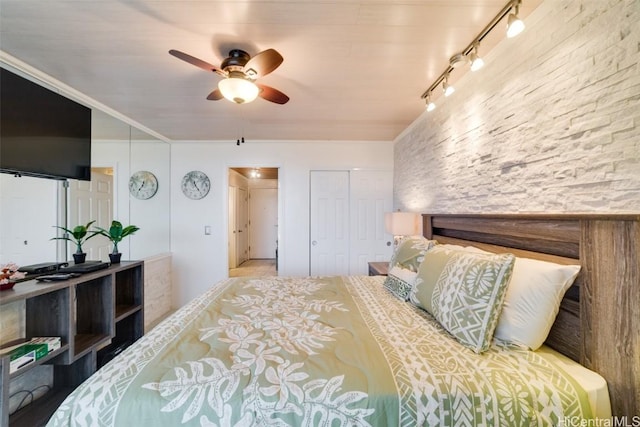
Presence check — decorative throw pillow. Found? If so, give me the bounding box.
[411,246,515,353]
[493,258,580,350]
[383,265,417,301]
[432,245,581,350]
[389,235,437,272]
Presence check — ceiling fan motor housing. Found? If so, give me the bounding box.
[221,49,251,71]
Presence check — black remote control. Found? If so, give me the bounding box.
[36,273,81,281]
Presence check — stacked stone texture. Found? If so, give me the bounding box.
[394,0,639,213]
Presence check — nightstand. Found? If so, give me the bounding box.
[368,261,389,276]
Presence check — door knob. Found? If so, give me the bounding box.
[386,241,391,246]
[312,240,317,246]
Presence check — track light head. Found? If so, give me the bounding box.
[425,94,436,112]
[443,77,455,97]
[469,45,484,71]
[507,3,525,38]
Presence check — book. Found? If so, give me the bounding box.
[9,343,48,373]
[0,337,62,355]
[28,337,61,352]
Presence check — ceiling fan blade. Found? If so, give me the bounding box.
[206,89,224,100]
[169,49,224,75]
[244,49,283,78]
[257,83,289,104]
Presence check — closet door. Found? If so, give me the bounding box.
[349,170,394,274]
[309,171,349,276]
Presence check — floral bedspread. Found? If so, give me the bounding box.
[48,275,591,426]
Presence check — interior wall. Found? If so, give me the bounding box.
[394,0,640,213]
[170,140,393,307]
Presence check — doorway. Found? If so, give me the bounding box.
[228,167,279,277]
[67,167,114,261]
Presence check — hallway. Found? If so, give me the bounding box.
[229,259,277,277]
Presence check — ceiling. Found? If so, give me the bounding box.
[232,167,279,180]
[0,0,540,143]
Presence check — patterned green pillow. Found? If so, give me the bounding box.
[383,265,417,301]
[411,246,515,353]
[389,236,437,272]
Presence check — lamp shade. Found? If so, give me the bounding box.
[218,77,259,104]
[384,212,420,236]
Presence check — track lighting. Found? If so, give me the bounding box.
[469,45,484,72]
[420,0,526,106]
[443,76,455,97]
[507,1,525,38]
[425,94,436,112]
[449,53,468,69]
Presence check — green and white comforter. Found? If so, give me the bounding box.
[48,276,592,426]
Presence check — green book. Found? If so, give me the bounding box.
[9,343,48,373]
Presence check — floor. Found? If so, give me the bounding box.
[229,259,277,277]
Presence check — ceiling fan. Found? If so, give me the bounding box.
[169,48,289,105]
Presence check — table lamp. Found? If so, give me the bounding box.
[385,211,420,247]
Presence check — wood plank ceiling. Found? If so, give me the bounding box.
[0,0,541,142]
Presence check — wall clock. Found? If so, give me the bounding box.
[181,170,211,200]
[129,170,158,200]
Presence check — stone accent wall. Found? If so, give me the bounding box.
[394,0,640,213]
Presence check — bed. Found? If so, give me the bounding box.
[47,214,640,425]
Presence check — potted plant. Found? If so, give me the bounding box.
[93,220,140,264]
[51,220,99,264]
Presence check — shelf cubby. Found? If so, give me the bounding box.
[0,261,144,427]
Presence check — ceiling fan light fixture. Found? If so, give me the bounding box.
[218,77,259,104]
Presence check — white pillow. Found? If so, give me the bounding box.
[494,257,580,350]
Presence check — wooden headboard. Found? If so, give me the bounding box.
[422,214,639,418]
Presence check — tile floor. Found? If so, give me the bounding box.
[229,259,277,277]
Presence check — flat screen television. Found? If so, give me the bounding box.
[1,67,92,181]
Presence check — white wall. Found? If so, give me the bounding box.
[394,0,640,213]
[170,140,393,307]
[93,139,171,260]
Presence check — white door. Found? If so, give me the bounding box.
[309,171,349,276]
[68,169,113,261]
[249,188,278,259]
[349,170,394,274]
[236,187,249,265]
[228,186,237,268]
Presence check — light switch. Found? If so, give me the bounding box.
[204,226,212,235]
